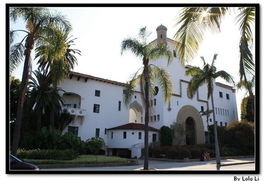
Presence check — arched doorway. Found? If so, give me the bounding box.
[185,117,196,145]
[129,101,143,123]
[176,105,205,145]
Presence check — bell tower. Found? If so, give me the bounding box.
[156,24,167,44]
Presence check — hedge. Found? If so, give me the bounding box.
[17,149,78,160]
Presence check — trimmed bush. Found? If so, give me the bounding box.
[149,145,212,159]
[17,149,78,160]
[160,126,172,146]
[57,132,85,154]
[84,137,105,155]
[223,121,254,155]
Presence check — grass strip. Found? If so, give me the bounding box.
[24,155,132,165]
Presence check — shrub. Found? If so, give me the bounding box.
[17,149,78,160]
[84,137,105,155]
[241,95,255,122]
[35,127,62,149]
[57,132,85,154]
[223,121,254,155]
[160,126,172,146]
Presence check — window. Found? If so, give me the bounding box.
[95,90,100,97]
[160,34,163,38]
[154,99,156,106]
[154,86,159,95]
[154,115,156,121]
[105,128,107,134]
[93,104,100,113]
[118,101,121,111]
[95,128,100,137]
[111,132,113,139]
[123,132,127,139]
[138,132,142,139]
[157,114,160,121]
[152,134,157,142]
[210,118,212,122]
[201,106,204,112]
[225,122,228,127]
[226,93,230,100]
[68,126,78,136]
[219,91,223,98]
[173,50,177,57]
[220,122,223,126]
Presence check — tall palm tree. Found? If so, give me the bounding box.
[121,27,173,170]
[185,54,234,170]
[10,7,71,155]
[200,108,213,143]
[35,28,80,129]
[175,7,255,82]
[29,69,64,133]
[237,75,255,97]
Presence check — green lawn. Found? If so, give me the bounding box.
[24,155,132,165]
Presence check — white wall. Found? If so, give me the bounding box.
[106,129,158,149]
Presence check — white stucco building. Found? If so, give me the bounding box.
[59,25,238,158]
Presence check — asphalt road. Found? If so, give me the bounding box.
[40,158,255,171]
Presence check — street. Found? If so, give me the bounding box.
[40,158,255,171]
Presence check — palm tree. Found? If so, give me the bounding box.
[121,27,173,170]
[200,108,213,143]
[175,7,255,82]
[10,7,71,155]
[35,28,80,130]
[237,75,255,97]
[185,54,234,170]
[29,69,64,133]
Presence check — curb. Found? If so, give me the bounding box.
[38,161,138,169]
[221,161,255,167]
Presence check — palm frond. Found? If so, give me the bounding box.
[150,65,172,103]
[147,43,173,65]
[174,8,206,64]
[175,8,228,64]
[188,74,207,98]
[237,7,255,81]
[214,70,235,85]
[121,38,145,58]
[123,68,143,105]
[10,41,26,73]
[185,65,203,76]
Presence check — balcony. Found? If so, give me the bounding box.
[62,106,86,117]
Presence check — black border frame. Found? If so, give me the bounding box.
[6,3,260,174]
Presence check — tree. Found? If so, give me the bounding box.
[35,28,80,130]
[10,77,21,123]
[121,27,173,170]
[185,54,234,170]
[175,7,255,82]
[200,108,213,144]
[28,69,64,132]
[241,95,255,122]
[10,7,71,154]
[160,126,172,146]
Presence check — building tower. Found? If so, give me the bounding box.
[156,24,167,44]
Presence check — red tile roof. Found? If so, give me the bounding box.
[107,123,159,132]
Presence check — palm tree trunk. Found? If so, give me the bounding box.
[210,89,221,170]
[11,35,34,155]
[143,59,150,170]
